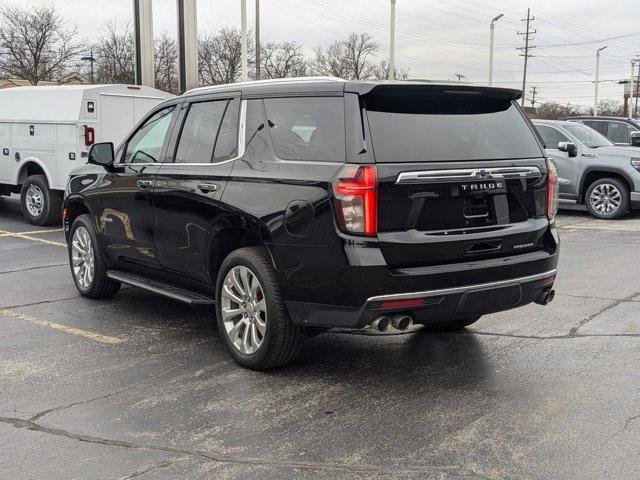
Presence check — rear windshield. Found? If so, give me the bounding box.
[364,92,543,162]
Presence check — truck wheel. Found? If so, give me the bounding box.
[69,214,120,299]
[20,175,62,226]
[215,247,305,370]
[585,178,629,219]
[421,316,481,333]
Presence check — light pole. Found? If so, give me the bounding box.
[593,46,607,115]
[389,0,396,80]
[81,51,96,84]
[240,0,248,82]
[488,13,503,86]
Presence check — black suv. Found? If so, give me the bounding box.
[63,78,560,369]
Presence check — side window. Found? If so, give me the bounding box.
[535,125,569,149]
[264,97,345,162]
[213,98,240,162]
[174,100,227,164]
[123,106,176,164]
[607,121,633,144]
[587,121,607,136]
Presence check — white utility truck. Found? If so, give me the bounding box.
[0,85,174,225]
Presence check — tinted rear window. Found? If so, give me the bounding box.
[364,92,543,162]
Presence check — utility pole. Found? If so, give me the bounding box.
[635,61,640,117]
[517,8,536,107]
[389,0,396,80]
[255,0,260,80]
[593,46,607,115]
[81,51,96,84]
[240,0,248,82]
[529,86,538,108]
[488,13,504,86]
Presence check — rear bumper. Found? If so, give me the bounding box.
[285,268,557,328]
[279,224,560,329]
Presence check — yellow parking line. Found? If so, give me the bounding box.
[0,229,66,248]
[15,228,64,235]
[0,308,124,345]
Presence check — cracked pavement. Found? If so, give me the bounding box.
[1,196,640,479]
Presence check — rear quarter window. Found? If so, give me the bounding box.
[264,97,345,162]
[364,92,543,162]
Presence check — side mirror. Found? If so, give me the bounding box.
[558,142,578,157]
[631,131,640,147]
[88,142,115,167]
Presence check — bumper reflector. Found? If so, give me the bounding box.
[380,298,425,309]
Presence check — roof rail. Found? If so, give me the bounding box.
[186,76,346,94]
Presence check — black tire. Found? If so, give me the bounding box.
[585,177,629,220]
[68,214,120,299]
[20,174,62,226]
[215,247,305,370]
[420,316,481,333]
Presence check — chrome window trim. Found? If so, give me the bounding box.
[126,100,248,168]
[395,166,542,184]
[367,269,557,304]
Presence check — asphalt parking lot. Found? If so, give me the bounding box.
[1,195,639,480]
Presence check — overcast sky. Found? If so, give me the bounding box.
[4,0,639,107]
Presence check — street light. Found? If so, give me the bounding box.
[488,13,504,86]
[81,52,96,84]
[593,46,607,115]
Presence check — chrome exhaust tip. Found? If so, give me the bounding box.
[391,314,413,331]
[370,316,392,332]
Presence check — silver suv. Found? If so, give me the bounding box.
[533,119,640,219]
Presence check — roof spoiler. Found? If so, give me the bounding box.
[346,82,522,101]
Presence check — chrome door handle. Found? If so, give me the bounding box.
[137,179,154,189]
[197,183,218,193]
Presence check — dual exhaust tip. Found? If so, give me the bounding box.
[370,314,413,332]
[535,288,556,306]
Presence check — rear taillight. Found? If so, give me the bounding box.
[84,126,95,147]
[332,164,377,236]
[546,157,559,220]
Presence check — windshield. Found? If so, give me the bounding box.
[564,123,613,148]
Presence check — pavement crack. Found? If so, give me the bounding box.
[29,389,130,422]
[624,414,640,430]
[2,295,80,310]
[118,459,176,479]
[569,290,640,336]
[0,415,499,478]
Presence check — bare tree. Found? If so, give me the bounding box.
[260,41,306,79]
[536,101,589,120]
[374,59,409,81]
[154,32,179,94]
[452,73,467,82]
[92,20,135,84]
[311,42,349,78]
[0,3,82,84]
[198,27,254,86]
[311,32,379,80]
[596,99,624,117]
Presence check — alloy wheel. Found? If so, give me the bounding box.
[71,226,95,289]
[220,266,267,355]
[25,185,44,217]
[589,183,622,216]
